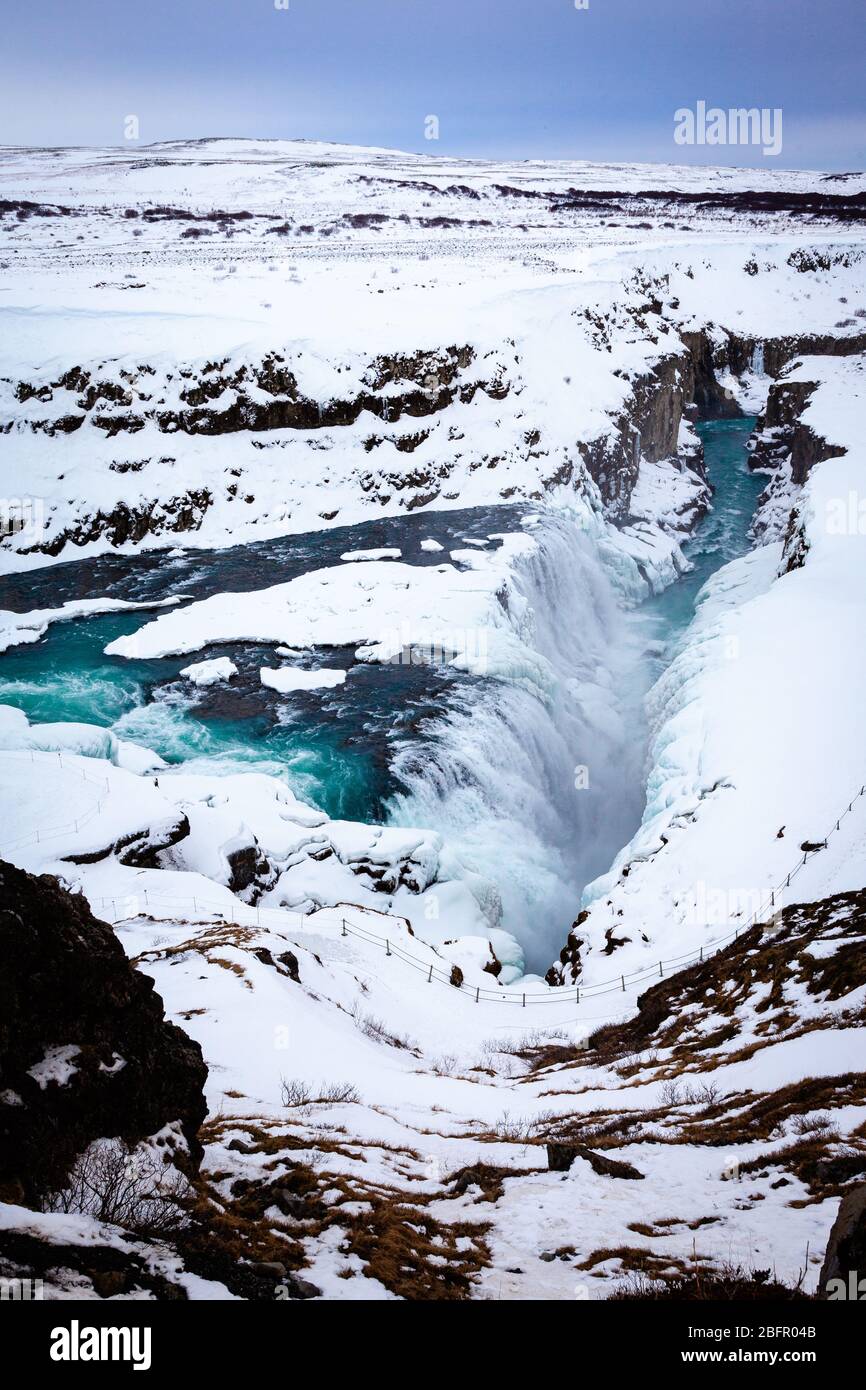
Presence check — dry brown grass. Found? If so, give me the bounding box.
[192,1115,492,1299]
[529,889,866,1081]
[609,1263,812,1301]
[341,1202,490,1300]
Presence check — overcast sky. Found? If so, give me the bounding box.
[1,0,863,168]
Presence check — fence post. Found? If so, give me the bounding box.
[475,987,479,1004]
[621,975,626,992]
[658,962,663,977]
[386,940,391,957]
[522,993,526,1007]
[341,919,347,938]
[427,964,433,983]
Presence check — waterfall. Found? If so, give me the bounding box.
[750,342,765,375]
[385,512,655,973]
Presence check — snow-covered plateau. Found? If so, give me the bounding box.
[1,140,865,1302]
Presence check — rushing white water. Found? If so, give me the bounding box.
[388,419,764,976]
[386,511,656,973]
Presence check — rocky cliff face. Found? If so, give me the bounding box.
[578,347,706,523]
[2,306,861,561]
[750,377,845,488]
[0,860,208,1206]
[746,354,857,570]
[8,346,484,441]
[3,335,702,542]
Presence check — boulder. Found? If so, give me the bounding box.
[547,1142,644,1180]
[0,860,208,1204]
[819,1183,866,1299]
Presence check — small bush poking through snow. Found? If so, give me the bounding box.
[43,1138,190,1237]
[280,1078,313,1109]
[280,1077,360,1108]
[790,1111,837,1138]
[429,1054,459,1077]
[351,1003,415,1051]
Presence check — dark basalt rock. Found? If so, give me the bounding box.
[681,331,744,420]
[578,347,709,522]
[0,860,208,1205]
[682,327,866,427]
[750,376,845,486]
[546,909,589,987]
[225,840,262,893]
[28,491,213,556]
[117,814,192,868]
[819,1183,866,1298]
[547,1142,644,1180]
[0,1227,188,1300]
[62,813,191,868]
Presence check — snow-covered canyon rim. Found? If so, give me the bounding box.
[1,139,866,1305]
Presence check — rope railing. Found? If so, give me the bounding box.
[0,748,111,852]
[3,743,863,1009]
[91,780,866,1007]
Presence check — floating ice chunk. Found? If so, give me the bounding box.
[419,538,444,552]
[180,656,238,686]
[104,540,536,675]
[340,547,401,562]
[260,666,347,693]
[0,596,181,655]
[449,549,488,568]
